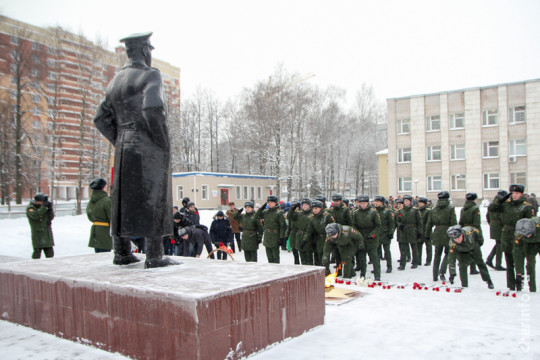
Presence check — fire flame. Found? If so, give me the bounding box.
[325,262,343,288]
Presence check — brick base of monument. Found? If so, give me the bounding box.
[0,254,325,360]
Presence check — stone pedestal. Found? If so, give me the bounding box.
[0,254,325,359]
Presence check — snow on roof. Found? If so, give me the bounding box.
[375,148,388,155]
[172,171,276,180]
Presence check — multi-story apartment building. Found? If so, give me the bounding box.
[386,79,540,204]
[0,16,180,202]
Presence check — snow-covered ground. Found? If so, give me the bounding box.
[1,207,539,359]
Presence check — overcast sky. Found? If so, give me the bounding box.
[2,0,539,105]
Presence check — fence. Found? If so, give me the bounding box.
[0,201,88,220]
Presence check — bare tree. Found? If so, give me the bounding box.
[73,32,104,214]
[1,28,48,203]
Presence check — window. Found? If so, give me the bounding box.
[509,106,526,124]
[32,55,40,64]
[449,113,464,129]
[177,185,183,200]
[236,186,241,200]
[482,110,498,126]
[510,172,527,188]
[10,63,16,73]
[32,107,40,116]
[398,177,412,192]
[451,174,466,191]
[426,115,440,132]
[33,120,41,129]
[32,94,40,103]
[509,139,526,157]
[483,141,499,158]
[32,69,40,77]
[10,36,19,45]
[201,185,208,200]
[257,186,262,200]
[32,42,40,51]
[427,176,442,191]
[250,187,255,201]
[398,148,411,163]
[397,119,410,135]
[427,146,441,161]
[483,173,500,190]
[450,144,466,160]
[243,186,248,200]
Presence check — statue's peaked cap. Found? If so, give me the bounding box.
[119,32,154,49]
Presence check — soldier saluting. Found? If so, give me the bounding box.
[488,184,534,290]
[94,32,178,268]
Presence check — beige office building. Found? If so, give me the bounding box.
[172,172,277,210]
[386,79,540,204]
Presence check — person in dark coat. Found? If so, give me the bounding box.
[179,226,214,259]
[26,193,55,259]
[86,178,113,253]
[210,210,233,260]
[185,202,200,225]
[180,197,190,214]
[93,32,178,268]
[172,211,190,256]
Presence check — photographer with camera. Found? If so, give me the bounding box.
[26,192,55,259]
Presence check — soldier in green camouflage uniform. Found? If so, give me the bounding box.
[395,195,422,271]
[459,192,483,275]
[290,199,314,265]
[417,197,432,266]
[323,223,363,278]
[255,195,286,264]
[488,184,535,290]
[233,201,264,262]
[302,200,334,266]
[352,195,381,280]
[327,193,351,271]
[486,190,507,271]
[514,218,540,292]
[373,195,394,273]
[286,200,301,264]
[425,191,457,281]
[447,225,494,288]
[26,193,55,259]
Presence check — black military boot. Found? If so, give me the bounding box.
[113,236,141,265]
[495,265,506,271]
[516,275,523,292]
[439,273,446,281]
[486,259,495,269]
[144,236,181,269]
[386,268,392,273]
[486,280,494,289]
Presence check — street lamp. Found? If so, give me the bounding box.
[414,179,419,197]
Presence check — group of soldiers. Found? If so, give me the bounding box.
[244,183,538,292]
[25,176,538,292]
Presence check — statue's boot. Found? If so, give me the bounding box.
[145,236,181,269]
[113,236,141,265]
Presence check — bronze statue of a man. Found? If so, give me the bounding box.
[93,32,179,268]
